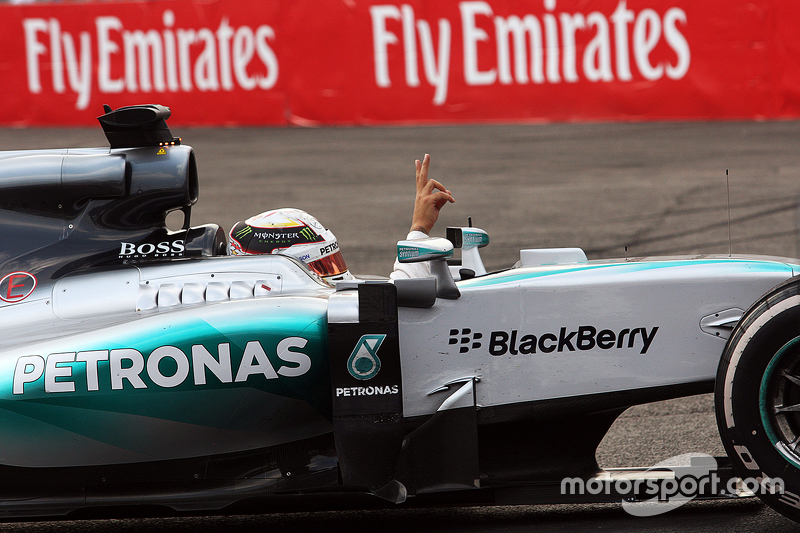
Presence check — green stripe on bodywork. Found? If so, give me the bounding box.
[0,298,331,422]
[0,298,333,460]
[459,259,796,288]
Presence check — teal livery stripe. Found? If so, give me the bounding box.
[459,259,797,288]
[0,297,331,407]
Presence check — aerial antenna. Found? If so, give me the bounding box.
[726,169,732,257]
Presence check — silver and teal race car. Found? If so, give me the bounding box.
[2,104,800,521]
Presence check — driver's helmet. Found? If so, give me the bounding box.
[229,208,352,282]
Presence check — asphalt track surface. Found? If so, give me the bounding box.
[3,121,800,531]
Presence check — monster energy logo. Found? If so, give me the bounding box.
[347,334,386,380]
[300,227,316,241]
[234,226,253,239]
[254,231,299,241]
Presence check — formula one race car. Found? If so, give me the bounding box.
[2,104,800,521]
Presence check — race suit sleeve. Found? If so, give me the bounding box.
[389,230,431,280]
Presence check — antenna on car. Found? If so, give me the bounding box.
[726,169,732,257]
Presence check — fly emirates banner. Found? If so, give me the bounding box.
[2,0,798,125]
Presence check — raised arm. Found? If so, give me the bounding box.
[410,154,455,235]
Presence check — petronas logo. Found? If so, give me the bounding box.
[347,334,386,380]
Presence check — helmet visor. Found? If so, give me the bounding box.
[306,250,349,278]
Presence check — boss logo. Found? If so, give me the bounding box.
[119,240,185,259]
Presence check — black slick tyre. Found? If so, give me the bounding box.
[716,276,800,522]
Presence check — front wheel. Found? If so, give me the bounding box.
[716,277,800,522]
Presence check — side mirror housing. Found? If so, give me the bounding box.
[447,226,489,276]
[396,237,459,300]
[397,237,454,263]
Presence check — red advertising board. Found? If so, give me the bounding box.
[1,0,799,126]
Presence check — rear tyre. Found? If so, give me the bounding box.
[716,277,800,522]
